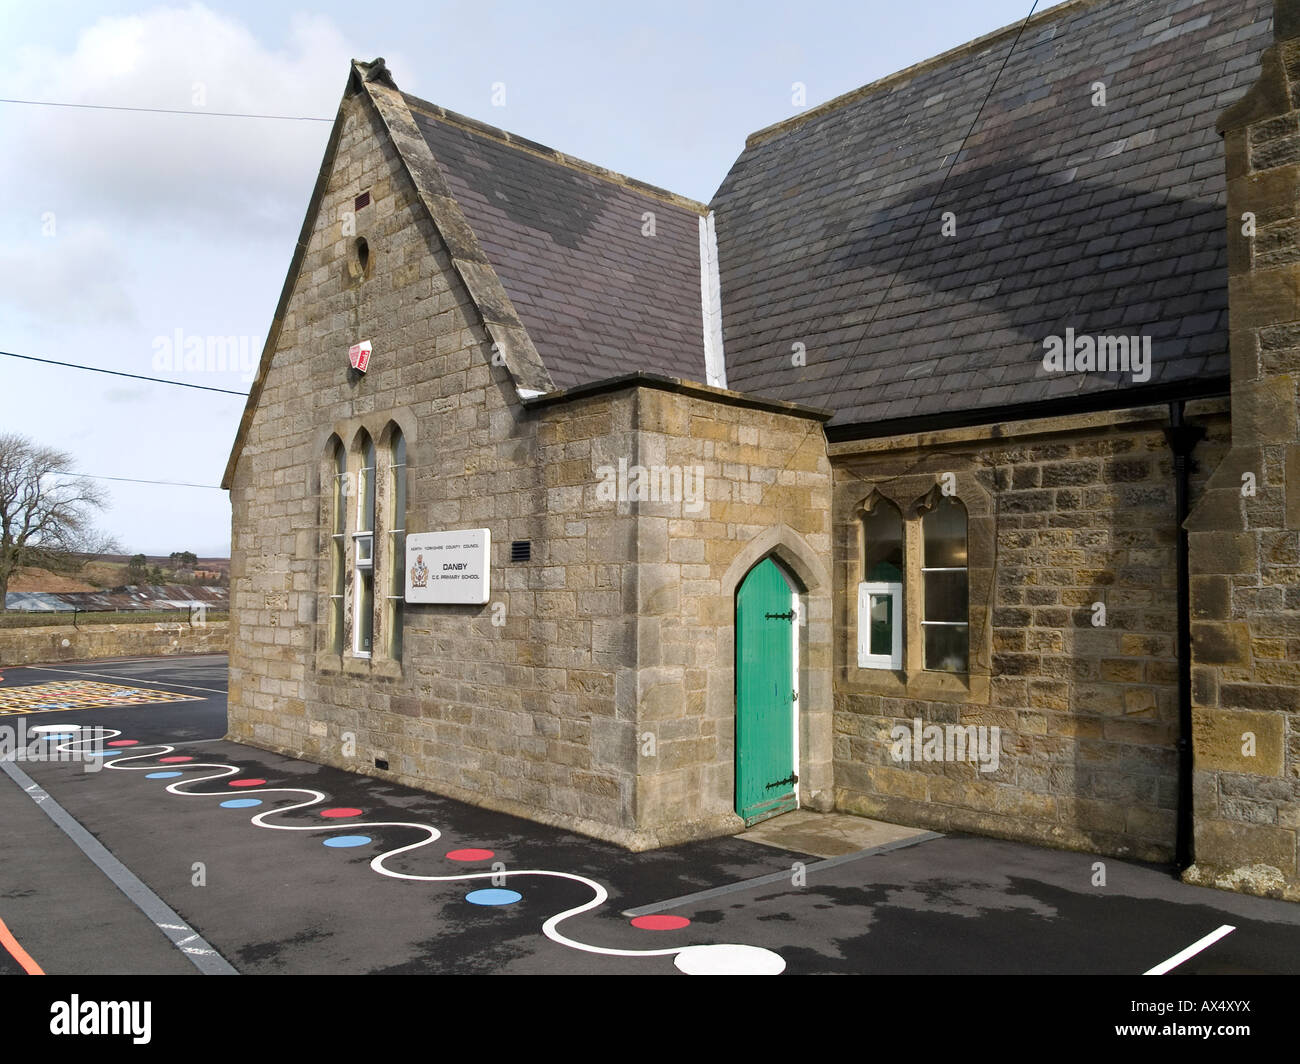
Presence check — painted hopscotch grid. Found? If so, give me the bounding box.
[0,681,203,716]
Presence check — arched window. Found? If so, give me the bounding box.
[328,439,346,654]
[353,431,376,656]
[385,427,406,660]
[922,495,968,672]
[858,498,903,669]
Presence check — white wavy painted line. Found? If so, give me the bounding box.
[54,729,777,969]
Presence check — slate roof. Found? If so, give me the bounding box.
[406,97,709,392]
[711,0,1275,430]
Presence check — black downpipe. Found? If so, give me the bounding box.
[1164,401,1204,873]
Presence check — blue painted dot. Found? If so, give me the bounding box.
[42,733,73,740]
[323,835,372,848]
[465,888,521,906]
[83,751,108,758]
[146,771,182,779]
[220,798,262,808]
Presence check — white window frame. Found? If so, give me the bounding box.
[328,452,347,655]
[384,431,406,661]
[354,532,374,568]
[353,443,376,659]
[857,581,902,670]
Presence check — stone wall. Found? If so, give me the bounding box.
[832,405,1228,863]
[0,621,228,667]
[1184,1,1300,901]
[629,385,833,844]
[224,73,846,849]
[226,86,653,845]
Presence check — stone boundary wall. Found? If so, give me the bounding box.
[0,621,229,667]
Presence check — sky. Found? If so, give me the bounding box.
[0,0,1070,557]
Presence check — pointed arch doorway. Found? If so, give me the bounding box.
[735,557,799,825]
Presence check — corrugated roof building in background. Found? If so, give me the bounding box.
[4,585,229,612]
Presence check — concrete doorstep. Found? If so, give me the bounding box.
[735,809,935,859]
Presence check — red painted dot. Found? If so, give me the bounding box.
[630,915,691,931]
[320,807,363,818]
[107,740,138,747]
[159,756,193,763]
[446,848,495,862]
[228,779,266,787]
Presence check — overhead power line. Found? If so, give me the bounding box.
[50,471,225,490]
[1,350,250,397]
[0,97,331,123]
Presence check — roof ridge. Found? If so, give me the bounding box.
[401,93,709,215]
[743,0,1105,149]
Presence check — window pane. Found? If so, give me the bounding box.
[391,434,406,530]
[863,502,903,581]
[332,444,346,535]
[359,437,376,532]
[923,496,967,568]
[925,624,968,672]
[332,475,346,534]
[923,570,967,624]
[868,593,893,657]
[329,603,343,654]
[388,599,404,660]
[357,572,374,653]
[389,532,405,596]
[330,536,345,654]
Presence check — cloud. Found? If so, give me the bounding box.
[103,385,153,403]
[0,5,391,236]
[0,223,138,325]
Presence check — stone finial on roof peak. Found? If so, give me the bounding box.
[353,57,397,90]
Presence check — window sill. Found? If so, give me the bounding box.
[315,648,403,680]
[843,664,989,705]
[315,649,344,674]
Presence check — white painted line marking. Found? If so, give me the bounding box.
[1144,924,1236,975]
[24,665,226,695]
[0,758,238,975]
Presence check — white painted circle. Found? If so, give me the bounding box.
[673,943,786,976]
[30,724,82,733]
[61,639,70,647]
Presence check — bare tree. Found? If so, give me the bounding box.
[0,433,118,611]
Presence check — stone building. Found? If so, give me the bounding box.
[223,0,1300,898]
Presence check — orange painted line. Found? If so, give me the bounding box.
[0,917,45,975]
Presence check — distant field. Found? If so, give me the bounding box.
[9,556,229,593]
[6,567,99,593]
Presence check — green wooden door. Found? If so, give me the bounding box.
[735,558,797,824]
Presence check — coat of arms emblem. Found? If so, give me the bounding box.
[409,553,430,589]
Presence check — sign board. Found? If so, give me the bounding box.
[348,340,372,373]
[405,529,490,604]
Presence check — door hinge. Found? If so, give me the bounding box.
[766,773,798,790]
[764,610,795,620]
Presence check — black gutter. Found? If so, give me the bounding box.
[825,377,1229,443]
[1164,400,1205,873]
